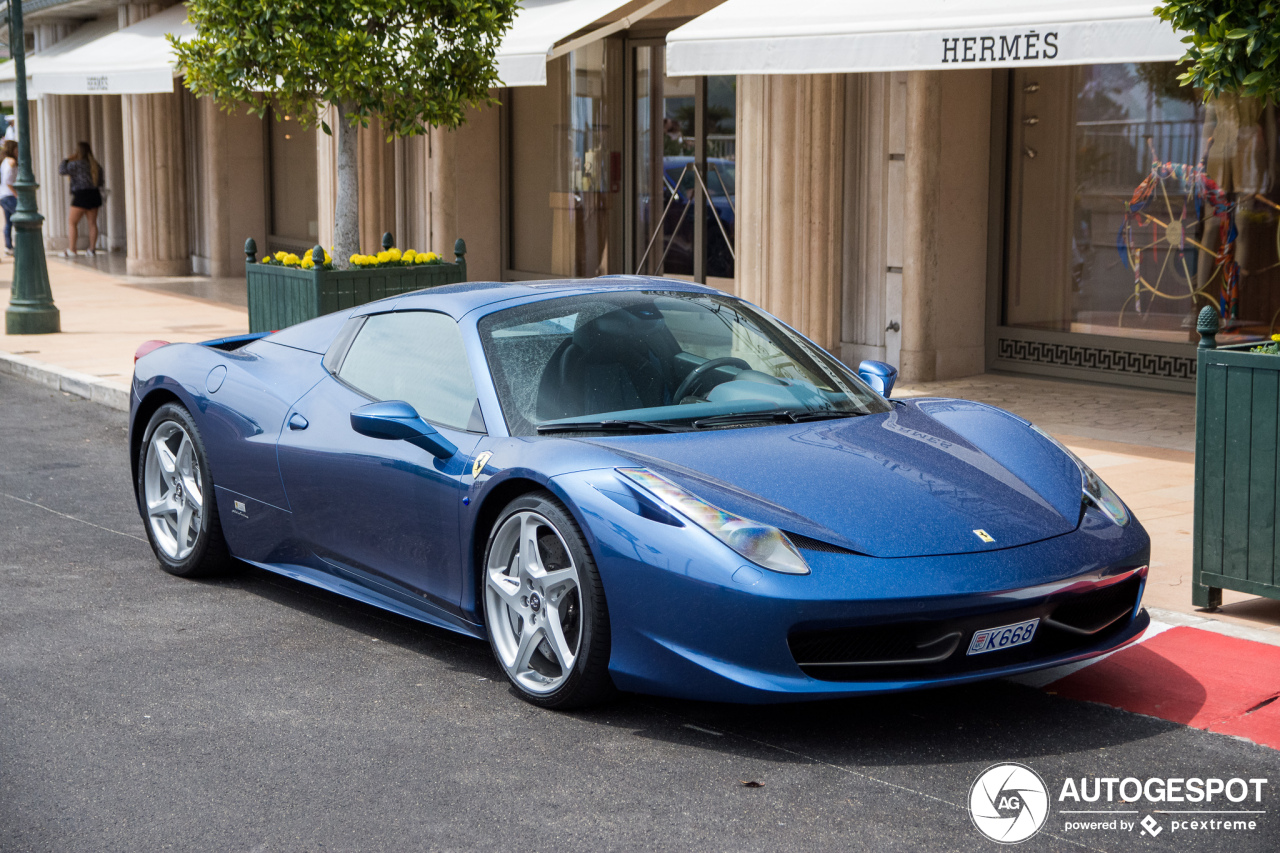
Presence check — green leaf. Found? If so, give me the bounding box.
[1226,29,1251,39]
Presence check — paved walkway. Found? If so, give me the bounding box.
[0,253,246,391]
[3,255,1278,639]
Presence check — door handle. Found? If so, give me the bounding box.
[289,413,309,431]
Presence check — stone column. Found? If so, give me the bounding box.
[33,21,90,252]
[357,116,395,253]
[896,70,992,383]
[88,95,127,251]
[736,74,845,353]
[122,81,189,275]
[36,95,92,251]
[900,71,942,382]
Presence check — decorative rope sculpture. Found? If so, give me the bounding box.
[1118,147,1240,322]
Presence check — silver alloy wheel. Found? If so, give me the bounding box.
[485,510,583,694]
[143,421,204,561]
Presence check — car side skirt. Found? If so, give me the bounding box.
[237,556,486,640]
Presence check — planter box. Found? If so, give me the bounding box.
[245,239,467,333]
[1193,308,1280,607]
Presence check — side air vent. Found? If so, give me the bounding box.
[784,532,860,555]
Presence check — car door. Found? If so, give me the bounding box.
[277,310,485,611]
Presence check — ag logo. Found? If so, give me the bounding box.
[968,763,1049,844]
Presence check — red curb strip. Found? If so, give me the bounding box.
[1046,627,1280,750]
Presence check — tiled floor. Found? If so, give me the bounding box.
[897,372,1196,452]
[61,250,248,307]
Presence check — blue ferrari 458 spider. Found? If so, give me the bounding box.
[129,276,1149,708]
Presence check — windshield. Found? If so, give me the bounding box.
[478,290,891,436]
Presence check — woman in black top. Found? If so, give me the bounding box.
[58,141,104,257]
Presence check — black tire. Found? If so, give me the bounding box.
[136,402,232,578]
[481,491,614,709]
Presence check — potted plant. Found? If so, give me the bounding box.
[1192,306,1280,606]
[244,234,466,333]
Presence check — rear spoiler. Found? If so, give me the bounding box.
[200,332,272,351]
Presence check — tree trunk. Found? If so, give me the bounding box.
[334,101,360,268]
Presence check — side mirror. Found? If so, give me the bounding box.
[857,360,898,398]
[350,400,457,459]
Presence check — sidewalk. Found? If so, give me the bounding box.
[0,253,247,403]
[3,255,1279,640]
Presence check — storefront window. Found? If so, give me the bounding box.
[268,108,318,252]
[1006,64,1279,344]
[508,41,623,277]
[632,43,736,283]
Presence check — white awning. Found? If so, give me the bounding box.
[0,16,120,101]
[666,0,1187,76]
[497,0,673,86]
[31,4,193,95]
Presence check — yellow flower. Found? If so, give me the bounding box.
[376,250,392,264]
[402,249,417,263]
[285,253,301,266]
[425,251,441,263]
[1272,333,1280,342]
[323,250,332,264]
[349,254,362,265]
[301,256,315,269]
[274,250,288,261]
[388,247,402,261]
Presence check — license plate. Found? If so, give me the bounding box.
[967,618,1039,655]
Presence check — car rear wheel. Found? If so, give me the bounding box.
[482,492,613,709]
[137,402,231,578]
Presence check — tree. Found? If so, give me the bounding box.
[1156,1,1280,99]
[171,0,518,266]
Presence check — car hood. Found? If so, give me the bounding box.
[579,399,1084,558]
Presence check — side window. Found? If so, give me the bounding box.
[338,312,484,432]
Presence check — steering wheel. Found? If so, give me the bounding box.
[672,357,751,402]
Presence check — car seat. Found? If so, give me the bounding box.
[536,304,682,420]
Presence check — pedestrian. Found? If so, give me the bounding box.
[2,115,15,142]
[0,140,17,257]
[58,141,103,258]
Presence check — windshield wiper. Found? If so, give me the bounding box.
[790,410,865,422]
[691,411,799,428]
[692,410,864,429]
[537,419,685,434]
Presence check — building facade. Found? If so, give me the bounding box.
[5,0,1270,392]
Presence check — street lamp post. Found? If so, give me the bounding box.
[4,0,59,334]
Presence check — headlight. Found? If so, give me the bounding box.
[617,468,811,575]
[1030,425,1129,527]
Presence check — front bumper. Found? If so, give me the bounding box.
[553,469,1152,704]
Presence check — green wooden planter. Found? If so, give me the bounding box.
[245,236,467,333]
[1193,306,1280,608]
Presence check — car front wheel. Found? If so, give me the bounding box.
[483,492,613,709]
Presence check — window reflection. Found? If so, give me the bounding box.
[1007,63,1280,344]
[509,42,623,277]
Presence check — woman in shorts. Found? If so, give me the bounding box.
[58,141,104,257]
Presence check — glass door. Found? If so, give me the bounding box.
[629,43,736,286]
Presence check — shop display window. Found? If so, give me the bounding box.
[508,41,624,278]
[1006,63,1279,345]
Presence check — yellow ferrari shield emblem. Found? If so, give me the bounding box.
[472,451,493,478]
[973,529,995,543]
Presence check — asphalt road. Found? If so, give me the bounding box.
[2,372,1278,853]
